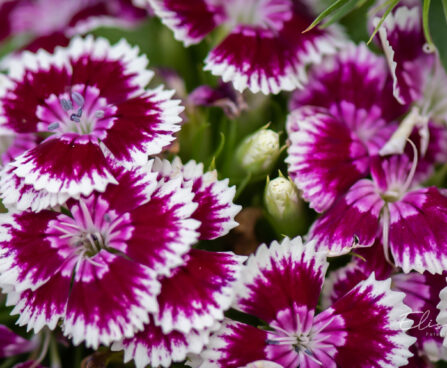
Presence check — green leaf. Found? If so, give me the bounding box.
[429,0,447,74]
[304,0,351,32]
[367,0,400,44]
[323,0,361,27]
[422,0,434,48]
[443,0,447,23]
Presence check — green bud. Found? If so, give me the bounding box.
[264,176,304,236]
[235,127,280,175]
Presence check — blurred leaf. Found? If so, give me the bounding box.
[304,0,353,32]
[422,0,434,48]
[367,0,400,44]
[429,0,447,74]
[443,0,447,23]
[323,0,364,27]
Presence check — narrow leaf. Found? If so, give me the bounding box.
[429,0,447,74]
[323,0,360,27]
[443,0,447,23]
[422,0,434,48]
[303,0,351,32]
[367,0,400,44]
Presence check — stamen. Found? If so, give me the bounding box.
[402,139,419,194]
[71,91,85,108]
[48,122,59,130]
[60,98,72,111]
[70,114,81,123]
[265,339,280,345]
[104,213,111,222]
[382,205,393,265]
[94,110,105,119]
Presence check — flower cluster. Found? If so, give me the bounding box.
[1,0,447,368]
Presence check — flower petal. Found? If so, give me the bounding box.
[97,160,158,214]
[0,211,72,291]
[103,88,183,165]
[376,6,429,105]
[388,187,447,273]
[0,165,70,212]
[112,317,212,368]
[322,239,393,307]
[236,237,328,324]
[8,259,74,333]
[290,43,406,128]
[148,0,225,46]
[0,36,153,134]
[124,177,200,277]
[199,320,269,368]
[64,251,160,349]
[155,249,244,334]
[393,272,447,362]
[316,274,416,367]
[0,325,37,358]
[205,13,342,94]
[286,106,369,212]
[309,179,383,255]
[7,135,117,198]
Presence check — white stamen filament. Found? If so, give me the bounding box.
[382,204,392,266]
[402,139,419,194]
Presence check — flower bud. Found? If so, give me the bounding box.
[235,127,280,175]
[264,176,304,236]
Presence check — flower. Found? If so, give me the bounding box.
[309,153,447,274]
[146,0,344,94]
[198,237,416,367]
[0,35,183,211]
[286,42,447,213]
[0,325,39,359]
[106,157,244,367]
[323,242,447,367]
[0,161,199,348]
[112,249,245,368]
[0,0,150,54]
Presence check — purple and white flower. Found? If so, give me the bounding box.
[112,249,245,368]
[147,0,344,94]
[0,325,39,359]
[323,242,447,366]
[151,157,241,240]
[287,43,447,213]
[0,161,200,349]
[0,36,183,211]
[0,0,150,54]
[198,236,416,367]
[310,152,447,274]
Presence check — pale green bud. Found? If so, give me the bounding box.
[264,176,304,236]
[235,128,280,175]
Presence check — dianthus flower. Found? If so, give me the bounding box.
[0,0,149,53]
[146,0,344,94]
[198,237,416,367]
[286,43,447,213]
[0,36,183,211]
[0,161,200,348]
[309,152,447,274]
[109,158,243,367]
[323,243,447,367]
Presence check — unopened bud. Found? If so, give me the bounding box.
[264,176,304,236]
[236,128,280,175]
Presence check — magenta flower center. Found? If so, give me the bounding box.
[36,85,116,139]
[48,198,133,259]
